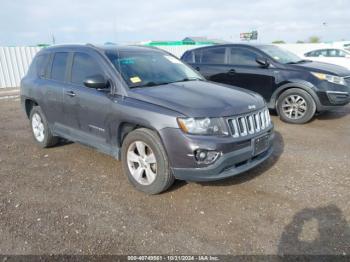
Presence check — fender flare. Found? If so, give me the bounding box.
[268,81,321,111]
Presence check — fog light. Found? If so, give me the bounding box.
[194,149,220,164]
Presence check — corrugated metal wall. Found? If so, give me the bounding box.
[0,47,42,88]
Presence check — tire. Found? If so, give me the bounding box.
[121,128,175,194]
[29,106,59,148]
[277,88,316,124]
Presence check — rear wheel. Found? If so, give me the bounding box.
[30,106,58,147]
[277,88,316,124]
[121,128,175,194]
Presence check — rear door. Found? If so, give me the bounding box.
[43,52,69,127]
[186,47,231,83]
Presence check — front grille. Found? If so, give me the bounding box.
[227,108,271,138]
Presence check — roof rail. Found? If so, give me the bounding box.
[86,43,96,48]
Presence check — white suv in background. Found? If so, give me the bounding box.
[304,48,350,70]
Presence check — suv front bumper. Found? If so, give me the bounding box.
[159,127,274,182]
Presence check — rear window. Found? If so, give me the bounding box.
[28,54,49,78]
[201,47,226,64]
[182,51,194,63]
[51,52,69,82]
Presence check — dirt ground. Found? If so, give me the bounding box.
[0,93,349,255]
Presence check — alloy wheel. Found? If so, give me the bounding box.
[127,141,157,185]
[282,95,308,120]
[32,113,45,142]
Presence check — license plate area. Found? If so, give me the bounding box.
[253,134,270,156]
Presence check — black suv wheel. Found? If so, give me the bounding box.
[121,128,175,194]
[277,88,316,124]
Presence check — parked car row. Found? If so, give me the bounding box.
[181,44,350,124]
[20,44,350,194]
[303,48,350,70]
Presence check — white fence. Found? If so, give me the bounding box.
[154,45,208,58]
[0,47,42,88]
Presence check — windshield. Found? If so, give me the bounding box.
[106,49,203,88]
[257,45,303,64]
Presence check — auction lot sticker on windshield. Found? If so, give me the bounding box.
[164,55,182,64]
[130,76,142,83]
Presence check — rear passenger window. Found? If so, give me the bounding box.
[201,48,226,64]
[71,53,103,86]
[51,52,69,81]
[229,48,257,66]
[28,54,49,77]
[182,51,194,63]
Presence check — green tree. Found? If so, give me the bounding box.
[272,40,286,44]
[309,36,321,43]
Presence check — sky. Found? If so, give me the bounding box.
[1,0,349,46]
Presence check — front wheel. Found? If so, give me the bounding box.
[121,128,175,194]
[277,88,316,124]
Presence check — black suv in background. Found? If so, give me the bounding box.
[181,44,350,124]
[21,44,274,194]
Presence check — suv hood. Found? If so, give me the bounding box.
[290,61,350,76]
[127,80,265,117]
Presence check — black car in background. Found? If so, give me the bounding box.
[181,44,350,124]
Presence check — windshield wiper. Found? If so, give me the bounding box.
[131,81,171,88]
[130,78,202,88]
[169,77,202,84]
[287,59,312,64]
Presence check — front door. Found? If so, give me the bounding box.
[225,47,275,101]
[62,51,112,148]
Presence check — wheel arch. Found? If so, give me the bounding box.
[24,98,39,118]
[117,122,163,148]
[269,81,321,111]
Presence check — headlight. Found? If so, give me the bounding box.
[177,117,229,136]
[311,72,346,86]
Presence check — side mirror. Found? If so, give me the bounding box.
[256,57,270,68]
[84,74,108,89]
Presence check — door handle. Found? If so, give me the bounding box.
[227,69,236,75]
[65,90,76,97]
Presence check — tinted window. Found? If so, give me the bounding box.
[51,52,69,81]
[71,53,103,85]
[193,50,201,63]
[182,51,194,63]
[230,48,257,66]
[28,54,49,77]
[201,48,226,64]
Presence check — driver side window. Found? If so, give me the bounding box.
[71,53,104,86]
[229,48,258,66]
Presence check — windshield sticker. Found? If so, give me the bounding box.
[130,76,142,83]
[164,55,182,64]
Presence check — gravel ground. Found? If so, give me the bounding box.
[0,95,349,255]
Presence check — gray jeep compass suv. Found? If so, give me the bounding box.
[21,44,274,194]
